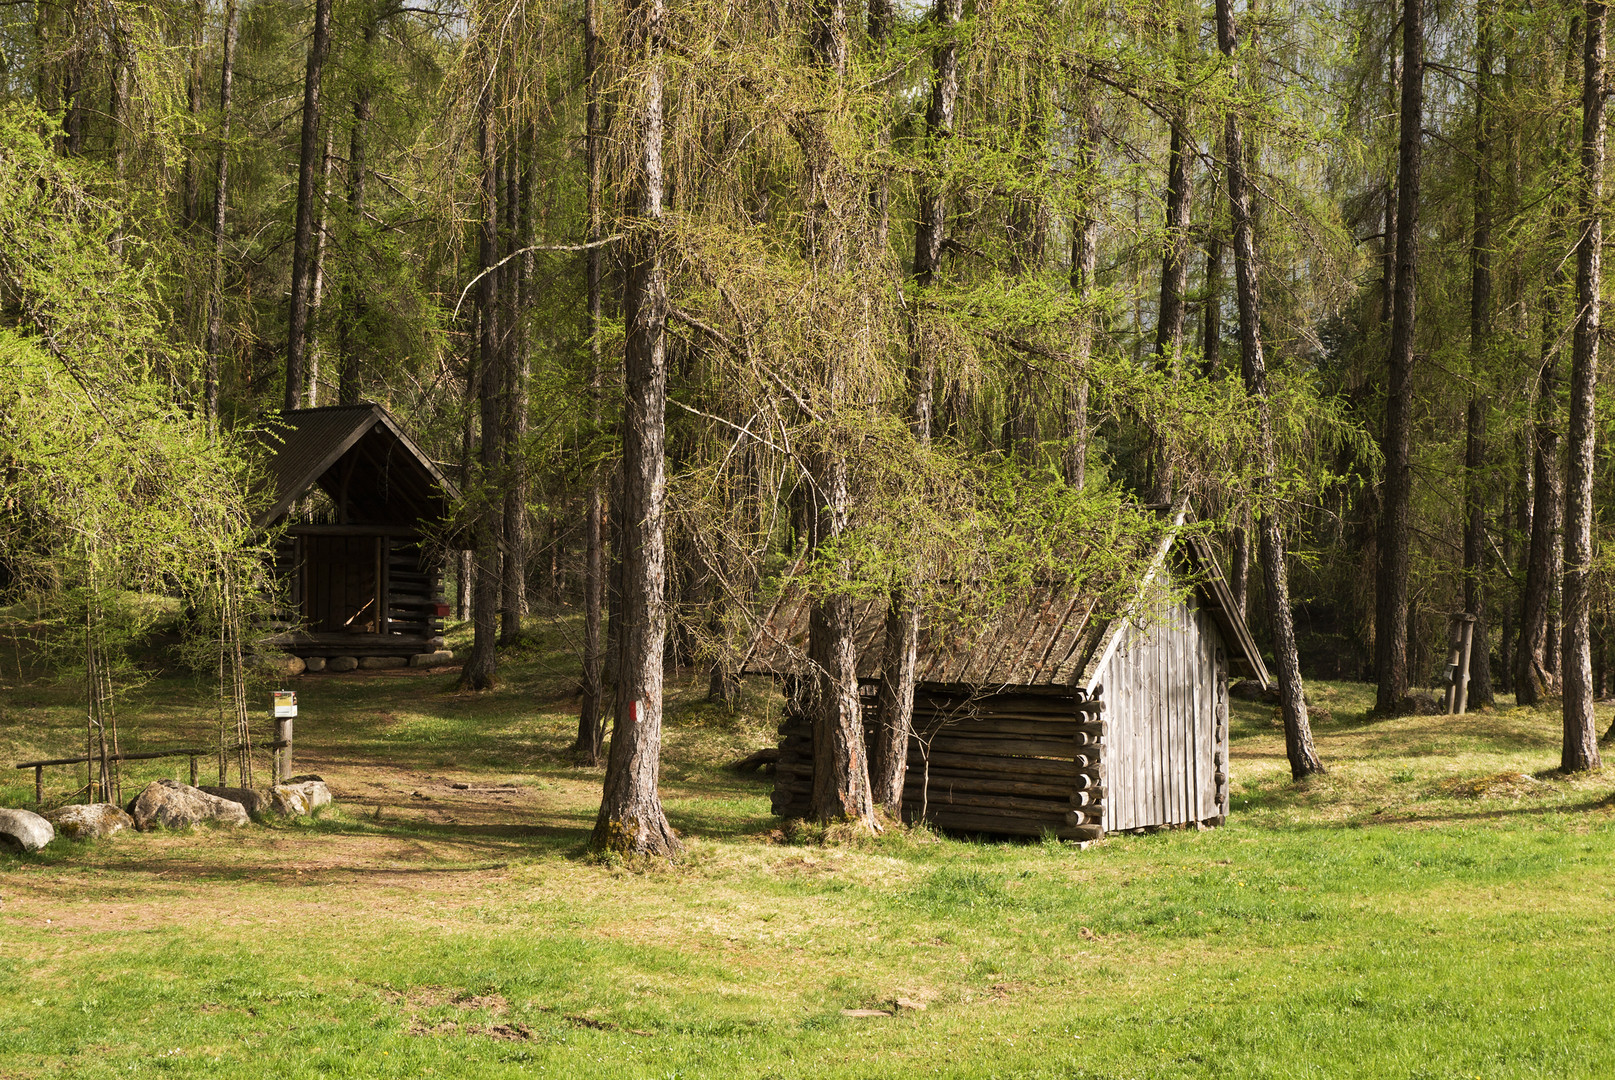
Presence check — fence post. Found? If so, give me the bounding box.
[35,765,42,806]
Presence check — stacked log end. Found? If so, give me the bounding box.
[772,686,1106,842]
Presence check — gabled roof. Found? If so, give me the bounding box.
[743,518,1271,690]
[253,404,459,529]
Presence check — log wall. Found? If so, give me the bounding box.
[772,685,1108,841]
[268,533,446,657]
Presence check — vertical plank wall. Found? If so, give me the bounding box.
[1093,590,1229,832]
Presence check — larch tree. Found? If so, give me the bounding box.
[1216,0,1323,779]
[593,0,680,856]
[1560,0,1604,772]
[1373,0,1423,714]
[286,0,334,411]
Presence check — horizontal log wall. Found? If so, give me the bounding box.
[772,684,1106,842]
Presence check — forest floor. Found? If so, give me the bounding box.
[1,620,1614,1079]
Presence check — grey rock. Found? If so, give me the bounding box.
[409,651,457,668]
[303,656,327,673]
[0,808,54,852]
[45,803,132,841]
[199,786,270,816]
[284,773,325,784]
[358,655,408,670]
[270,780,332,816]
[327,656,359,673]
[1231,679,1278,703]
[129,779,250,831]
[254,654,305,676]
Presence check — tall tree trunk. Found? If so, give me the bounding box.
[577,0,608,765]
[285,0,333,411]
[1463,0,1496,708]
[801,0,878,831]
[1562,0,1605,771]
[593,0,679,856]
[1216,0,1324,779]
[868,0,958,817]
[1518,285,1565,703]
[184,0,204,229]
[1229,512,1250,620]
[460,91,503,691]
[338,16,376,406]
[500,134,529,645]
[1149,18,1192,504]
[204,0,240,434]
[1201,232,1223,377]
[457,307,481,624]
[1065,96,1099,492]
[305,128,334,408]
[1374,0,1423,714]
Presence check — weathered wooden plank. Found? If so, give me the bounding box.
[919,734,1092,759]
[899,772,1079,799]
[904,750,1088,776]
[900,787,1073,815]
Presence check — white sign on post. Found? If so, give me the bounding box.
[273,690,298,718]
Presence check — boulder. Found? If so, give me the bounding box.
[1231,679,1278,703]
[327,656,359,673]
[45,803,132,841]
[303,656,327,673]
[199,786,270,816]
[253,654,305,677]
[270,780,332,816]
[129,779,250,831]
[358,655,408,670]
[409,651,456,668]
[0,808,54,852]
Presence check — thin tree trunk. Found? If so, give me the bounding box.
[184,0,204,229]
[460,91,502,691]
[1229,513,1250,620]
[867,0,957,818]
[1561,0,1605,772]
[457,307,480,624]
[500,133,529,645]
[1463,0,1496,708]
[203,0,240,435]
[1201,233,1223,377]
[1374,0,1423,714]
[1149,20,1191,505]
[1518,285,1565,703]
[1065,97,1099,492]
[285,0,333,411]
[338,16,376,406]
[870,588,918,812]
[593,0,679,856]
[1216,0,1323,779]
[305,128,334,408]
[577,0,608,765]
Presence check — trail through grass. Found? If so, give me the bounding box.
[2,622,1612,1078]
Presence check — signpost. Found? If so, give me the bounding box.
[273,691,297,782]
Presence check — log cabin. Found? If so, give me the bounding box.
[254,404,459,667]
[749,522,1270,841]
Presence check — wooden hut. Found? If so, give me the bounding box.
[749,525,1270,841]
[255,404,459,665]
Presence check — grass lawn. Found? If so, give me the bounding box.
[2,620,1614,1078]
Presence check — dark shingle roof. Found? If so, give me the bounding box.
[253,404,459,530]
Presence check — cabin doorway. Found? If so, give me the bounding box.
[301,534,385,634]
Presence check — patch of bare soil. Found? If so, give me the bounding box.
[1438,772,1550,799]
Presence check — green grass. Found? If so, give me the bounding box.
[2,622,1614,1078]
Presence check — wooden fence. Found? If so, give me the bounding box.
[772,685,1106,841]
